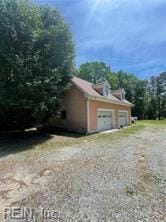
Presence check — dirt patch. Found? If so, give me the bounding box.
[0,125,165,221]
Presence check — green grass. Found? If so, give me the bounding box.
[0,119,165,159]
[84,124,144,143]
[117,123,144,134]
[137,119,166,128]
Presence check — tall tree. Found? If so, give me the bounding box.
[157,72,166,119]
[76,61,118,88]
[76,62,165,120]
[146,76,158,119]
[77,62,111,83]
[0,0,75,131]
[115,70,147,119]
[76,63,147,119]
[147,72,166,119]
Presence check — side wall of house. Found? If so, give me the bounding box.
[50,85,87,133]
[89,100,131,132]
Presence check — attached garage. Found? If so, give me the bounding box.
[51,77,133,134]
[118,111,128,127]
[98,109,115,131]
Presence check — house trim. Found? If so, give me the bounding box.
[85,95,132,107]
[72,79,133,107]
[98,108,115,112]
[87,99,90,133]
[118,110,129,113]
[71,80,89,97]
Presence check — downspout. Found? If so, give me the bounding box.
[87,98,90,134]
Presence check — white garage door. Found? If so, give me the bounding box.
[98,110,115,131]
[118,111,128,127]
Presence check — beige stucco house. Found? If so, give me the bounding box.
[51,77,133,134]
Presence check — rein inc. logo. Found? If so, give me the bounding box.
[3,207,63,221]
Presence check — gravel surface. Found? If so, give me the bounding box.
[0,125,165,221]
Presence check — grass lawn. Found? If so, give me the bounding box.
[139,119,166,127]
[0,119,165,159]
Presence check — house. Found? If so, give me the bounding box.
[50,77,133,134]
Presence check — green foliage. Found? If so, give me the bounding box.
[147,72,166,119]
[140,119,166,127]
[77,61,111,84]
[0,0,75,130]
[75,62,147,119]
[75,61,119,88]
[76,62,166,120]
[115,70,147,119]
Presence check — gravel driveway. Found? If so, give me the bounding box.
[0,125,165,221]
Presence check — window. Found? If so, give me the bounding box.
[61,110,67,120]
[122,93,125,100]
[104,84,109,96]
[102,81,111,96]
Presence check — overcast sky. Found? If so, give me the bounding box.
[37,0,166,79]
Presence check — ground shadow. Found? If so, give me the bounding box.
[53,131,84,139]
[0,130,54,159]
[0,129,84,159]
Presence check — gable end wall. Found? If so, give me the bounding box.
[50,85,87,133]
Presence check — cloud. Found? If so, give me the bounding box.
[36,0,166,78]
[75,0,166,77]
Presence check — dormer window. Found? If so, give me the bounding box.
[122,93,125,100]
[104,84,109,96]
[103,81,111,97]
[92,80,111,96]
[112,88,126,100]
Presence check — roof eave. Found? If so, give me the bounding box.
[71,79,89,97]
[85,95,132,107]
[71,79,133,107]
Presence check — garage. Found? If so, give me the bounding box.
[118,111,128,127]
[98,109,115,131]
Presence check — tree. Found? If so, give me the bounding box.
[0,0,75,131]
[157,72,166,119]
[160,96,166,118]
[115,70,147,119]
[76,63,147,119]
[147,72,166,119]
[77,62,110,83]
[76,61,118,89]
[76,61,166,120]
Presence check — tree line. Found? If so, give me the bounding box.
[0,0,165,131]
[75,62,166,120]
[0,0,75,131]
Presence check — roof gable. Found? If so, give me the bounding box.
[71,77,133,107]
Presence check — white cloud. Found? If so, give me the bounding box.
[78,0,166,56]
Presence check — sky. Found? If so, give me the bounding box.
[36,0,166,79]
